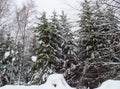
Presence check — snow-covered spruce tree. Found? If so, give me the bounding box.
[77,1,120,89]
[54,11,78,87]
[92,4,120,62]
[30,12,62,84]
[105,7,120,62]
[86,4,120,88]
[77,0,95,88]
[77,0,93,62]
[0,33,15,86]
[59,11,76,61]
[77,0,103,88]
[49,11,63,59]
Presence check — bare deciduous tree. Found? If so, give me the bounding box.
[0,0,12,27]
[12,1,36,84]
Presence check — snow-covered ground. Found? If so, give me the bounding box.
[95,79,120,89]
[1,74,120,89]
[0,74,76,89]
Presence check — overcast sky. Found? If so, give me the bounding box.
[13,0,80,19]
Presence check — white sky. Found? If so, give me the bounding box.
[13,0,82,32]
[13,0,80,19]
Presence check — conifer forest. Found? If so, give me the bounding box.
[0,0,120,89]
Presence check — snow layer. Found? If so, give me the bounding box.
[31,56,37,62]
[4,51,10,59]
[95,79,120,89]
[0,74,76,89]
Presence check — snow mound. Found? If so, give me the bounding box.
[0,74,76,89]
[46,74,75,89]
[95,79,120,89]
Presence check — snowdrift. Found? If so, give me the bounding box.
[95,79,120,89]
[0,74,76,89]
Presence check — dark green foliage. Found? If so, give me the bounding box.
[76,0,120,89]
[0,0,120,88]
[30,12,64,84]
[0,33,14,86]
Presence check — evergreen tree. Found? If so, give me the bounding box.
[0,33,14,86]
[105,7,120,62]
[50,11,63,59]
[31,12,62,84]
[54,11,77,86]
[78,0,93,61]
[59,11,75,60]
[77,0,96,88]
[77,1,120,88]
[92,4,119,62]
